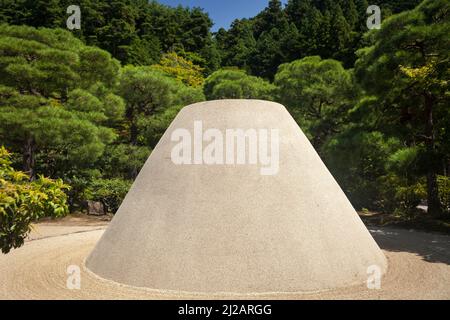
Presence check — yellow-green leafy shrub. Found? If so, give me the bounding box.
[0,147,70,254]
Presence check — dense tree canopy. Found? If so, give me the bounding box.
[0,25,122,179]
[215,0,423,78]
[0,24,205,238]
[0,0,220,72]
[0,0,425,79]
[118,65,204,145]
[275,56,355,148]
[153,52,205,87]
[355,0,450,215]
[204,69,275,101]
[0,146,69,254]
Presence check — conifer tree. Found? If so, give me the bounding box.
[0,25,122,179]
[355,0,449,216]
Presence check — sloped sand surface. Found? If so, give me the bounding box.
[86,100,387,293]
[2,100,448,299]
[1,226,449,300]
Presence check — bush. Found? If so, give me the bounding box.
[88,178,132,214]
[153,52,205,87]
[100,145,151,180]
[322,130,401,211]
[0,147,69,253]
[204,69,275,100]
[438,175,450,213]
[378,174,426,215]
[63,169,102,211]
[138,104,184,148]
[377,147,426,214]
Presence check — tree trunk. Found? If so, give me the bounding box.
[424,94,442,216]
[126,105,138,145]
[23,137,36,181]
[130,121,138,145]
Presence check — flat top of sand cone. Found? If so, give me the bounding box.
[86,99,386,294]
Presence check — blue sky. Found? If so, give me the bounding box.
[158,0,287,31]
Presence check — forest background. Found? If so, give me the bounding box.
[0,0,448,253]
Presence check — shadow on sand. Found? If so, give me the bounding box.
[369,226,450,265]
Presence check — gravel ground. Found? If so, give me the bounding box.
[0,223,449,300]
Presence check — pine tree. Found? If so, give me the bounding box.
[216,19,256,71]
[204,69,275,101]
[355,0,450,216]
[285,0,323,56]
[118,66,204,145]
[342,0,359,29]
[0,25,122,179]
[253,0,286,38]
[275,56,355,148]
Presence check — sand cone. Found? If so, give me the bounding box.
[86,100,387,294]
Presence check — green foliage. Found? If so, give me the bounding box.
[215,0,415,78]
[355,0,450,215]
[0,147,69,253]
[0,0,447,224]
[62,169,101,211]
[118,65,204,144]
[215,19,256,72]
[204,69,275,100]
[322,130,401,210]
[118,66,175,115]
[0,0,424,79]
[0,0,219,72]
[138,104,184,149]
[153,52,205,87]
[437,176,450,213]
[322,128,426,215]
[378,174,426,215]
[88,178,132,214]
[375,0,424,14]
[100,144,151,180]
[381,146,426,213]
[0,25,206,212]
[247,0,301,79]
[214,0,425,79]
[275,56,355,147]
[0,25,122,180]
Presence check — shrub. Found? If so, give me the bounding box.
[378,174,426,215]
[153,52,205,87]
[0,147,69,253]
[438,175,450,213]
[204,69,275,100]
[88,178,132,214]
